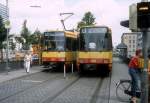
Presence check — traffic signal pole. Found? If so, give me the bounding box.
[138,0,149,102]
[140,30,149,103]
[140,1,149,103]
[127,0,149,102]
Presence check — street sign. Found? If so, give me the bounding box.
[4,20,11,29]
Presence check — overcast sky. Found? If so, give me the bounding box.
[0,0,141,46]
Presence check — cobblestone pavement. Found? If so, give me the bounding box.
[0,72,63,102]
[0,57,130,103]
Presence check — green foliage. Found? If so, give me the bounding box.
[77,21,86,30]
[20,20,42,50]
[15,37,24,44]
[20,20,31,50]
[82,12,96,25]
[9,42,16,50]
[77,11,96,29]
[0,16,7,49]
[31,29,41,44]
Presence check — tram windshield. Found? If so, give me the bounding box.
[80,27,109,51]
[43,31,65,51]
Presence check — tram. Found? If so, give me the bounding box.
[42,30,78,71]
[77,26,113,76]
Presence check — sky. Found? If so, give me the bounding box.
[0,0,141,46]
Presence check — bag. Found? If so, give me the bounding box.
[138,58,144,69]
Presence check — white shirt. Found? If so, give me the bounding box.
[24,54,31,62]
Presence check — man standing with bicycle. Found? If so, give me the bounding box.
[128,49,142,103]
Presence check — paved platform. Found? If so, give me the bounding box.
[109,57,130,103]
[0,66,44,83]
[0,58,141,103]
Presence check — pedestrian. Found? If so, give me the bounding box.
[128,49,142,103]
[24,51,32,73]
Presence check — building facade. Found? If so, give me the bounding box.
[0,3,8,23]
[121,33,139,58]
[2,35,23,60]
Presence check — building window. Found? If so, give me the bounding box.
[129,45,131,48]
[129,36,131,39]
[129,40,131,43]
[133,40,135,43]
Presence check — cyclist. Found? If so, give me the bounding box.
[128,49,142,103]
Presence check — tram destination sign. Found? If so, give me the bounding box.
[81,27,107,33]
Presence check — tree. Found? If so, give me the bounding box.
[77,11,96,29]
[77,21,86,30]
[20,20,31,50]
[30,29,41,45]
[82,11,96,25]
[15,36,24,45]
[8,34,16,51]
[15,36,25,51]
[10,42,16,51]
[0,16,7,61]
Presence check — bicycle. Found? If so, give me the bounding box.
[115,79,141,102]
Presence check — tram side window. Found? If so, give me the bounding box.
[66,37,72,51]
[107,33,112,50]
[103,33,112,50]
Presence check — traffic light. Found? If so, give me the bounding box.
[137,2,150,28]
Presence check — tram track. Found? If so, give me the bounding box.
[42,76,80,103]
[90,78,104,103]
[44,75,107,103]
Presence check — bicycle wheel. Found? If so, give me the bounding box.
[116,80,131,102]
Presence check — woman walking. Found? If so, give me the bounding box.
[24,52,32,73]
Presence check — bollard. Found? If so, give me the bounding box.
[64,64,66,78]
[72,63,73,73]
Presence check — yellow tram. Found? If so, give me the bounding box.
[77,26,113,76]
[41,30,78,71]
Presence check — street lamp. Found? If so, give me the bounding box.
[4,0,10,74]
